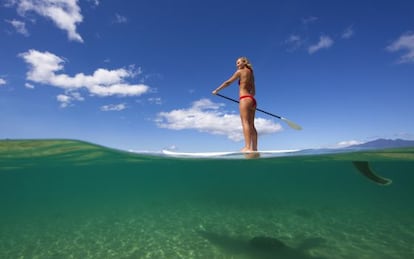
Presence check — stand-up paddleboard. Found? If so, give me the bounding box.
[162,149,299,158]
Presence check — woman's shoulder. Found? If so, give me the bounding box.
[239,67,251,73]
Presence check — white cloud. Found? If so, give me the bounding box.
[341,26,354,39]
[386,32,414,64]
[335,140,363,148]
[57,94,71,108]
[0,78,6,86]
[6,19,29,36]
[156,99,282,141]
[148,97,162,105]
[19,49,150,104]
[56,91,84,107]
[284,34,303,51]
[114,13,127,24]
[100,103,127,111]
[25,82,35,89]
[286,34,301,43]
[12,0,84,42]
[308,35,334,54]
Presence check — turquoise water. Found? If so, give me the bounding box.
[1,140,414,258]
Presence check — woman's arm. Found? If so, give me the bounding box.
[212,71,240,94]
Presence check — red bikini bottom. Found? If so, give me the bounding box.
[239,95,257,107]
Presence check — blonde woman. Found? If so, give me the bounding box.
[212,57,258,152]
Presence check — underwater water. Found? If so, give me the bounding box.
[0,139,413,259]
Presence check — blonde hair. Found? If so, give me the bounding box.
[238,56,253,70]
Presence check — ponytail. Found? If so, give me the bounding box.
[238,56,253,71]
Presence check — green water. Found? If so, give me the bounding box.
[1,140,414,258]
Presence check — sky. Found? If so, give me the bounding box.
[1,0,414,152]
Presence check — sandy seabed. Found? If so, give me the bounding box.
[1,199,413,259]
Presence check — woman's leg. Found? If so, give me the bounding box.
[240,99,254,151]
[250,107,258,151]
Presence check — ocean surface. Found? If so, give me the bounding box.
[1,139,413,259]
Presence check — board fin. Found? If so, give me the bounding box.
[352,161,392,186]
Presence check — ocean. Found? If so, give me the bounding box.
[1,139,413,259]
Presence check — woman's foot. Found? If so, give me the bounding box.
[241,147,253,152]
[242,150,260,159]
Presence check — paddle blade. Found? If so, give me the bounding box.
[281,117,302,130]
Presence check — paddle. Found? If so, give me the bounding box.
[215,93,302,130]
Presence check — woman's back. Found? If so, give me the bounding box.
[238,67,255,96]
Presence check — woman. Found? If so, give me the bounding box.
[212,57,258,152]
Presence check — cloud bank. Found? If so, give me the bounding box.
[10,0,84,42]
[20,49,150,106]
[156,99,282,141]
[386,31,414,63]
[335,140,363,148]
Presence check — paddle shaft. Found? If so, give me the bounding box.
[216,93,282,119]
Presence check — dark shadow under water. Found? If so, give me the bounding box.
[198,230,327,259]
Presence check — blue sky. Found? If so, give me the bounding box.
[1,0,414,152]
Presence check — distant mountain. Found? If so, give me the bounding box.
[349,138,414,149]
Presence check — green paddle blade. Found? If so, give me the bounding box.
[281,117,302,130]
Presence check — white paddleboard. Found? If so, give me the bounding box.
[162,149,299,158]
